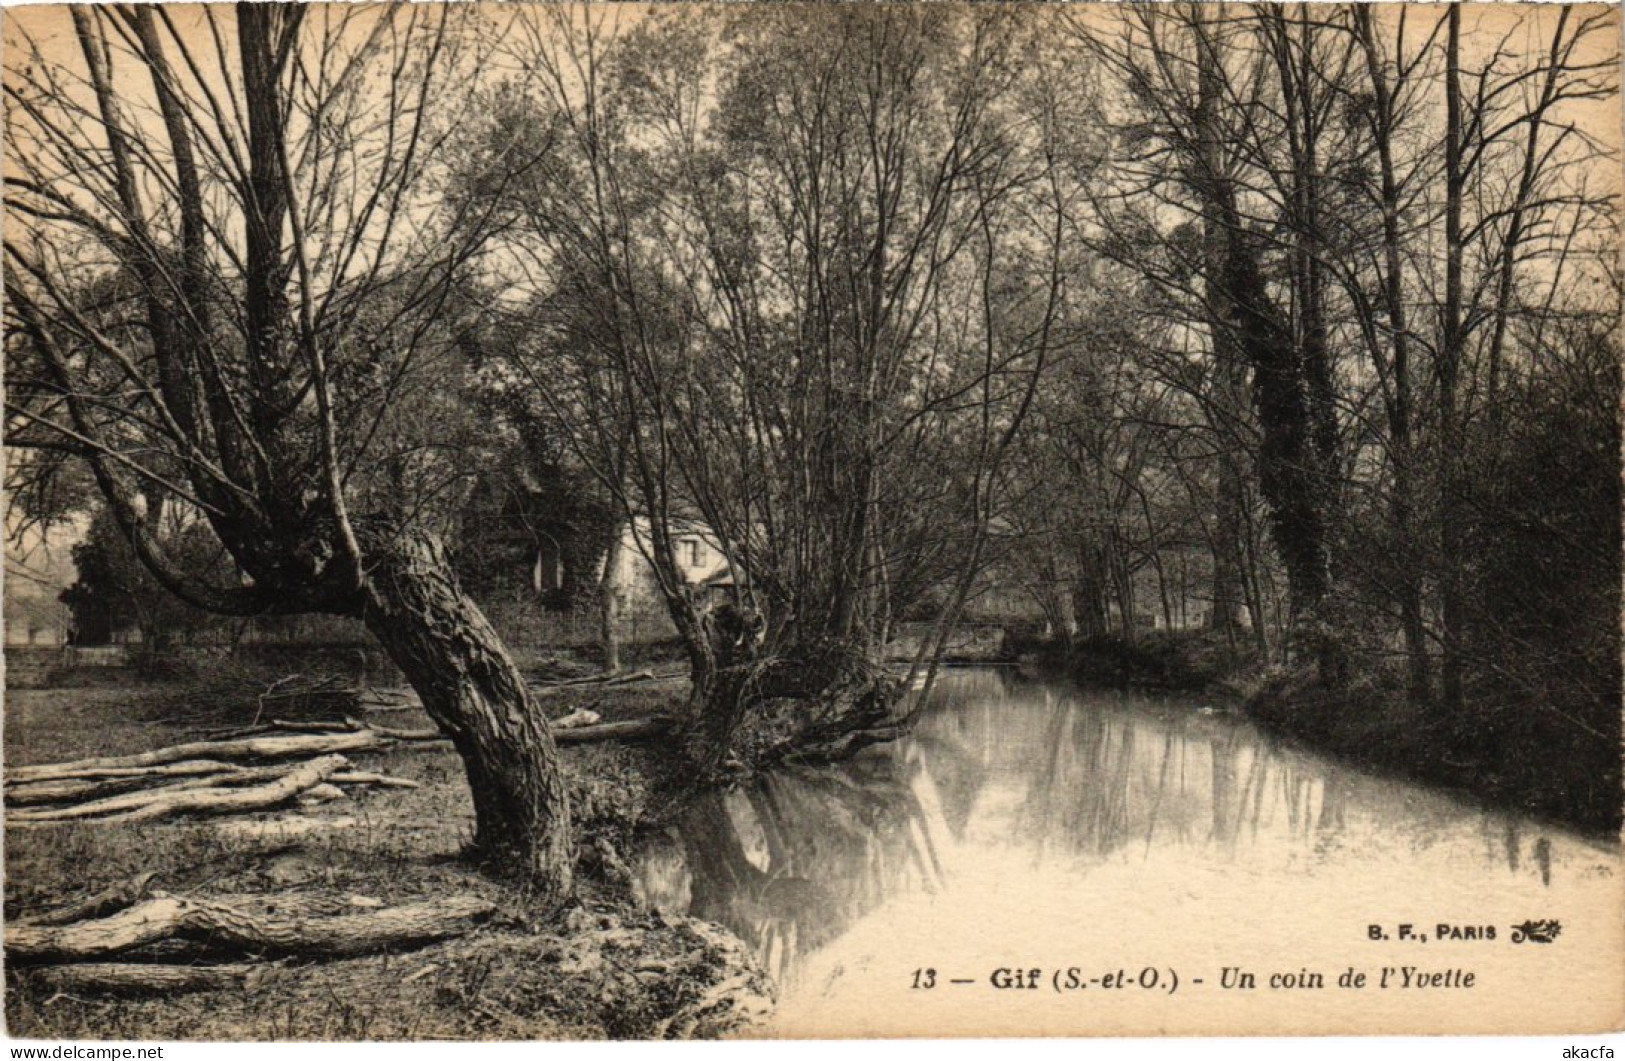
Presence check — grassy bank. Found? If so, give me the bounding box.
[3,668,773,1040]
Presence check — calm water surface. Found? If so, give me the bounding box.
[633,670,1621,1036]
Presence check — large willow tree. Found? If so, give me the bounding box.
[4,4,573,897]
[458,6,1071,769]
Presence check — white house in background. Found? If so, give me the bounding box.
[604,516,738,619]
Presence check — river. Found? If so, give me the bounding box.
[633,669,1622,1037]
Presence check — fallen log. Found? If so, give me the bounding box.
[12,765,302,820]
[8,897,206,960]
[105,755,351,825]
[7,733,386,785]
[194,763,341,788]
[5,760,238,791]
[7,775,159,808]
[20,873,160,927]
[6,893,497,962]
[7,759,352,824]
[200,892,387,918]
[28,962,266,996]
[5,756,349,827]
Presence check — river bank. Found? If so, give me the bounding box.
[1024,631,1620,839]
[9,664,1617,1038]
[3,675,772,1040]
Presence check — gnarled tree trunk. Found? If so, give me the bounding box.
[672,601,900,779]
[361,531,572,904]
[1072,543,1111,640]
[680,628,900,780]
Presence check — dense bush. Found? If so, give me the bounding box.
[1451,334,1621,832]
[1063,630,1260,693]
[59,509,230,657]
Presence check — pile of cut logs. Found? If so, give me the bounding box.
[4,730,415,831]
[4,707,674,833]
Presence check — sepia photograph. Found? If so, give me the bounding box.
[2,1,1621,1043]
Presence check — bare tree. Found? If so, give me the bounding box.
[1064,2,1616,698]
[462,7,1058,769]
[5,5,572,897]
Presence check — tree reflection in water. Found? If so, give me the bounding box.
[632,669,1568,988]
[633,752,954,984]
